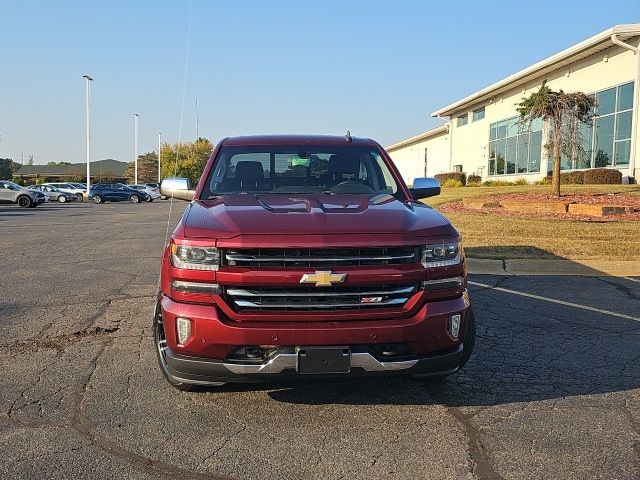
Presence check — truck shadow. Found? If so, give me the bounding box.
[253,247,640,406]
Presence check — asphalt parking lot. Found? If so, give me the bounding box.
[1,202,639,480]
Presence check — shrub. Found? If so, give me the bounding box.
[535,177,552,185]
[441,178,463,188]
[481,180,515,186]
[583,168,622,184]
[467,174,482,185]
[514,178,529,185]
[543,171,584,184]
[435,172,466,186]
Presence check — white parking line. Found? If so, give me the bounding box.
[468,280,640,322]
[621,276,640,284]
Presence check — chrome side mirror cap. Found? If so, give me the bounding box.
[160,177,196,201]
[409,177,441,199]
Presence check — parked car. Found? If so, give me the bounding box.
[130,184,161,201]
[0,180,45,207]
[88,183,149,204]
[154,134,475,391]
[28,184,76,203]
[146,182,167,200]
[43,182,85,201]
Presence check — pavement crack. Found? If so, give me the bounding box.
[446,407,506,480]
[1,326,120,354]
[201,424,248,466]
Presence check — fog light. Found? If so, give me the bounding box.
[176,317,192,345]
[448,314,461,339]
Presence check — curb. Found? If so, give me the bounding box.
[467,258,640,277]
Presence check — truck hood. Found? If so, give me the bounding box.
[178,194,455,240]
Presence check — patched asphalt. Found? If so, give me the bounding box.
[1,201,639,479]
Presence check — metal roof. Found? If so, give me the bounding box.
[431,24,640,118]
[385,124,449,152]
[16,159,128,176]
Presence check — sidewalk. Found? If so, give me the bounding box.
[468,258,640,277]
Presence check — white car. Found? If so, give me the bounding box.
[130,184,161,201]
[43,182,85,201]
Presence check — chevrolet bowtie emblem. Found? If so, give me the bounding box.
[300,271,347,287]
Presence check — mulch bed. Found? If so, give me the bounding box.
[439,193,640,222]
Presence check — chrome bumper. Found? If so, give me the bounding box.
[163,345,466,385]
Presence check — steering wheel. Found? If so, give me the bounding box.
[329,180,375,194]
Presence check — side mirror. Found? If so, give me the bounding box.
[409,177,440,199]
[160,177,196,201]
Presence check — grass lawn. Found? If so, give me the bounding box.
[422,185,640,261]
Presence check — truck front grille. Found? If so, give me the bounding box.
[224,247,419,267]
[224,284,417,311]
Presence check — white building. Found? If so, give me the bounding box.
[386,24,640,184]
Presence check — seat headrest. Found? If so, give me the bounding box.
[235,161,265,180]
[328,154,360,175]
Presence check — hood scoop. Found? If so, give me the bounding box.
[254,194,372,214]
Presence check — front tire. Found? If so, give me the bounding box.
[153,300,218,391]
[58,195,67,203]
[76,194,84,202]
[17,195,32,208]
[92,195,103,204]
[130,194,140,204]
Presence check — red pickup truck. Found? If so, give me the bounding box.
[156,134,475,390]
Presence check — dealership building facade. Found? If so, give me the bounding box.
[386,24,640,185]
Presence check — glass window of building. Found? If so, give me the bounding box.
[472,107,485,122]
[488,117,542,176]
[557,81,634,171]
[457,114,468,127]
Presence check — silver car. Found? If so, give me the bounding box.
[43,182,85,201]
[28,184,76,203]
[0,180,44,207]
[130,184,161,201]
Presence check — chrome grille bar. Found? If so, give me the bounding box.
[224,284,417,311]
[223,247,420,267]
[225,253,415,263]
[226,286,415,298]
[233,298,408,309]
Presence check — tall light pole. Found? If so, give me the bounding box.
[133,113,139,184]
[157,132,162,183]
[195,98,199,140]
[83,75,93,198]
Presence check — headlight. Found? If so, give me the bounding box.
[171,243,219,271]
[421,242,461,268]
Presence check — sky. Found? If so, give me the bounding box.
[1,0,638,165]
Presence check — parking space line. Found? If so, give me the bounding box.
[621,276,640,284]
[468,280,640,322]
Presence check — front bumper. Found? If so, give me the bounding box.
[158,291,471,384]
[162,344,466,385]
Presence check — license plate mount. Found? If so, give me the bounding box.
[296,346,351,374]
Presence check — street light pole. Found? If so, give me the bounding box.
[133,113,139,184]
[157,132,162,183]
[83,75,93,198]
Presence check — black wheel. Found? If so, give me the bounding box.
[17,195,32,208]
[411,307,476,383]
[76,194,84,202]
[153,300,216,391]
[130,194,140,204]
[58,195,67,203]
[92,195,103,204]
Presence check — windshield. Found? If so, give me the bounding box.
[203,145,400,198]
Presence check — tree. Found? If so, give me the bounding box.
[160,138,213,186]
[517,81,595,196]
[27,155,34,166]
[0,158,13,180]
[124,152,160,184]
